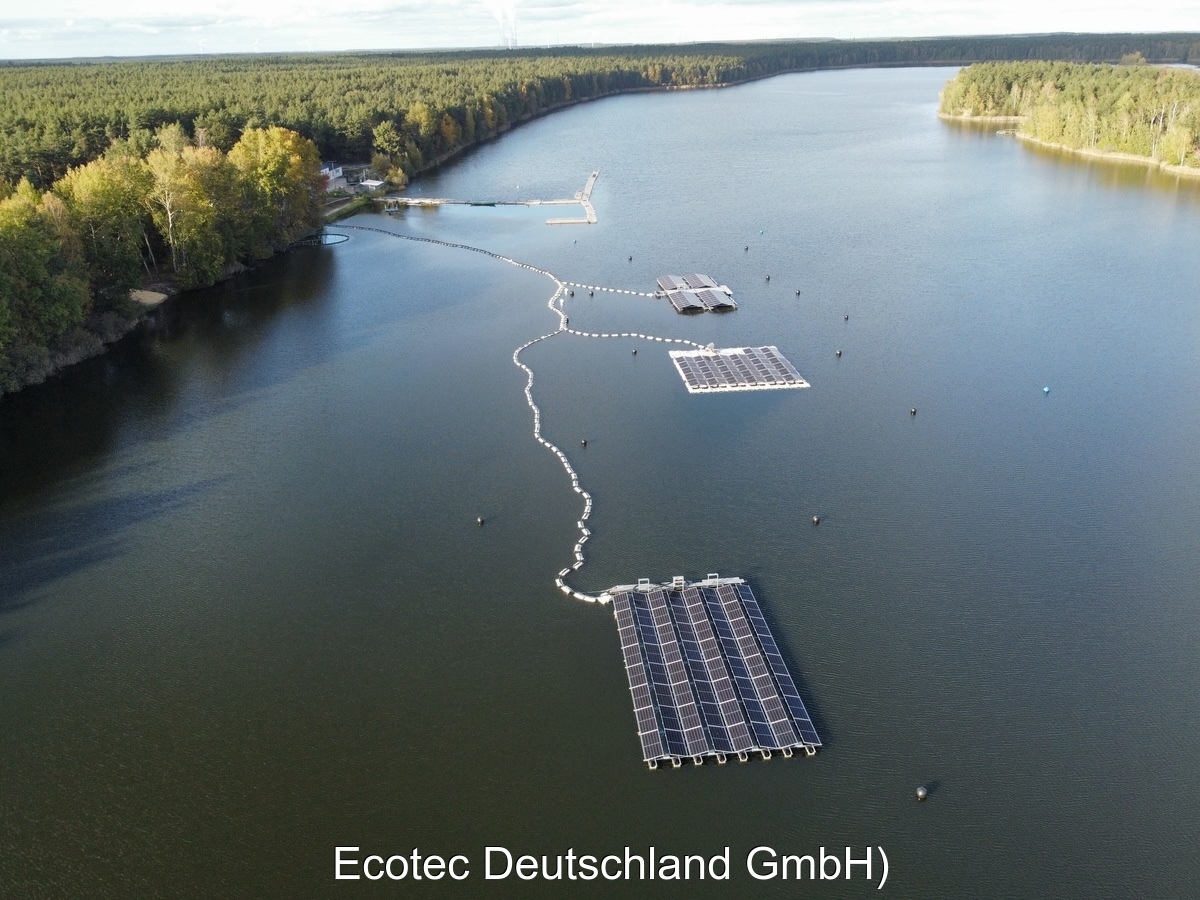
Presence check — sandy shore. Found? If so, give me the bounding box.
[130,289,169,306]
[1011,132,1200,179]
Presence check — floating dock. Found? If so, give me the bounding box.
[669,346,809,393]
[385,171,598,225]
[606,576,821,768]
[655,275,736,313]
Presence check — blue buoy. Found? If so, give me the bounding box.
[1043,386,1050,394]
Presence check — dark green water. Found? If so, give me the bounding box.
[3,68,1199,898]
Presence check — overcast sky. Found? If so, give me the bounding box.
[2,1,1198,61]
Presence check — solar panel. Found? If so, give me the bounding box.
[668,347,810,394]
[609,577,820,766]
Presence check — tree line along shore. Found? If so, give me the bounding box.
[938,59,1200,172]
[3,34,1199,394]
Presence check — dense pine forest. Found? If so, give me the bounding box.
[939,60,1200,168]
[2,34,1199,393]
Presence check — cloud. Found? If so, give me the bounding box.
[2,1,1199,60]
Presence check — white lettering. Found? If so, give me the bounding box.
[385,855,409,880]
[485,846,513,879]
[710,847,730,880]
[846,846,873,880]
[335,847,360,880]
[821,847,841,880]
[747,846,776,880]
[516,855,539,880]
[578,854,598,879]
[363,855,384,881]
[448,855,469,881]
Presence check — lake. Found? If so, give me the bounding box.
[2,67,1199,898]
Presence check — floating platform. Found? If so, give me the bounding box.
[606,576,821,768]
[656,275,735,313]
[669,346,809,393]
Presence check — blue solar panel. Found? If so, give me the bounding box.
[610,578,820,765]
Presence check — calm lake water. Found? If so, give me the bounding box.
[3,67,1200,898]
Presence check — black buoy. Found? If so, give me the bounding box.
[812,515,820,525]
[795,289,801,296]
[581,439,587,447]
[910,407,917,416]
[589,290,593,296]
[844,314,849,321]
[628,255,632,261]
[632,348,637,355]
[916,786,928,802]
[568,289,574,296]
[477,517,485,526]
[744,245,749,251]
[836,349,842,358]
[765,274,770,281]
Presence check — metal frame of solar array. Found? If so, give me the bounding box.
[669,346,810,393]
[610,577,820,768]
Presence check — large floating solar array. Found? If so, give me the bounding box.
[669,346,810,393]
[607,576,820,768]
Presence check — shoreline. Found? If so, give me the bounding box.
[938,112,1027,122]
[6,62,1193,396]
[1010,131,1200,178]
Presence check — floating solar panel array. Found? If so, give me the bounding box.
[657,275,735,313]
[664,289,737,313]
[607,576,820,768]
[657,274,721,292]
[669,346,810,393]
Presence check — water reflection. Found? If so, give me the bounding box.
[0,247,338,503]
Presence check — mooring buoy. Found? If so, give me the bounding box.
[812,515,820,525]
[477,517,485,526]
[916,786,928,801]
[910,408,917,416]
[628,255,632,261]
[836,349,842,358]
[581,439,587,447]
[765,274,770,281]
[632,348,637,355]
[1043,386,1050,394]
[795,289,801,296]
[844,314,849,321]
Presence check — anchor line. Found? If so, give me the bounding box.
[339,224,701,603]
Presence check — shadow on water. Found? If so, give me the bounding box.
[940,118,1200,202]
[0,473,231,616]
[0,247,340,504]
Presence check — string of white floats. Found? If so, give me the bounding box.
[340,224,697,603]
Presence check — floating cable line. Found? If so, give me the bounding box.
[339,224,703,603]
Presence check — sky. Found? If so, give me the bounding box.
[1,0,1198,61]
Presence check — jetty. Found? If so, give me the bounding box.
[384,170,599,225]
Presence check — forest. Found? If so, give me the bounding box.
[2,34,1199,393]
[939,60,1200,167]
[0,125,324,392]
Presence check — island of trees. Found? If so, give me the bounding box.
[939,60,1200,170]
[3,34,1200,393]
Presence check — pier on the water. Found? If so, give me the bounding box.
[384,170,599,225]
